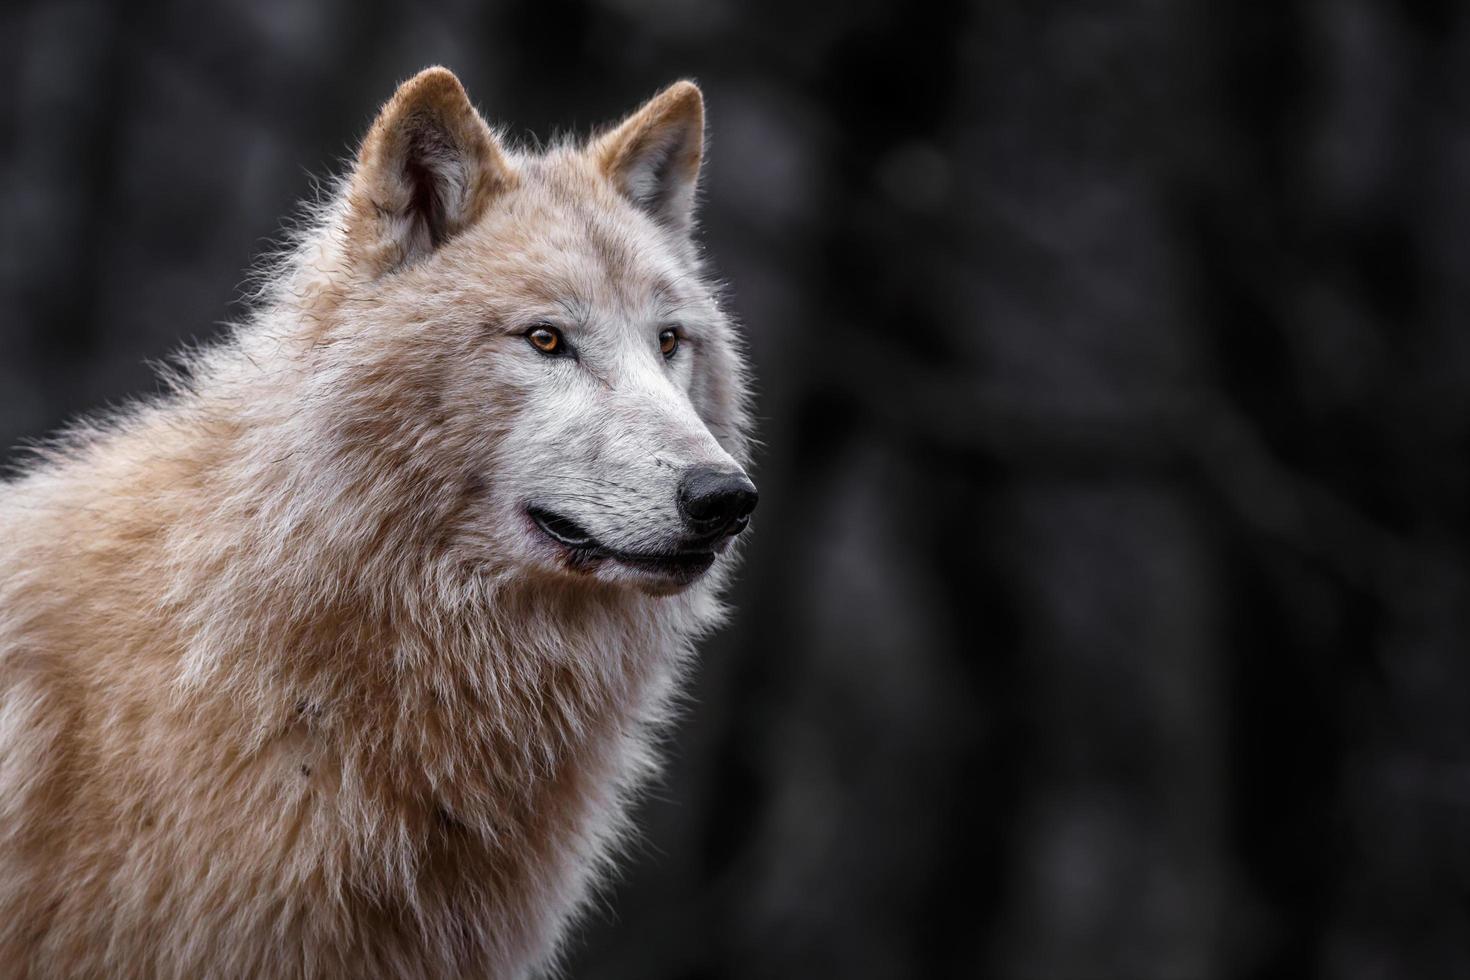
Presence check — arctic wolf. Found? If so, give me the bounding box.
[0,67,754,979]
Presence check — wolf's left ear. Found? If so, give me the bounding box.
[344,67,513,276]
[593,81,705,235]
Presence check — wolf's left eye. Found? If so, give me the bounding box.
[526,326,565,356]
[658,328,679,359]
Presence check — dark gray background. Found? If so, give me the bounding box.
[3,1,1468,977]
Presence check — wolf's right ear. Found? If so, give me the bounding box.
[343,67,513,277]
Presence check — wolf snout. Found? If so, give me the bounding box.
[677,466,758,538]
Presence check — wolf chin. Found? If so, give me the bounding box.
[0,68,754,979]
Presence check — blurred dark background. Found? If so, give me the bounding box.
[3,1,1469,977]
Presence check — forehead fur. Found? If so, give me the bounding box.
[496,141,702,295]
[436,143,709,319]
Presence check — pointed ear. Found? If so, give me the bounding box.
[593,81,705,235]
[343,67,513,276]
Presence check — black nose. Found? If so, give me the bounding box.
[677,467,758,536]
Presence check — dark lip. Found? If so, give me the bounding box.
[528,506,717,580]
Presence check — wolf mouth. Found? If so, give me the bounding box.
[527,506,717,580]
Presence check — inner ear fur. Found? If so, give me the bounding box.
[593,80,705,234]
[345,67,514,276]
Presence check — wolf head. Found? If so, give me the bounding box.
[287,68,753,597]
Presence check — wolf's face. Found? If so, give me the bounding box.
[431,158,754,597]
[320,70,752,596]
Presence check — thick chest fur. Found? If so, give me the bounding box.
[1,602,680,980]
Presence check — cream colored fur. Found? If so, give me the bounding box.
[0,68,752,979]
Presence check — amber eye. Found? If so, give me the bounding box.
[658,327,679,359]
[526,326,563,356]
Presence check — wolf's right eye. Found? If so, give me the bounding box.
[526,326,565,356]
